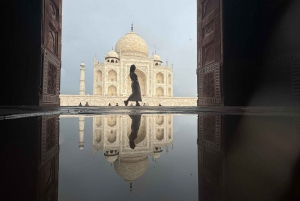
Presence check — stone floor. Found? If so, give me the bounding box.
[0,106,299,120]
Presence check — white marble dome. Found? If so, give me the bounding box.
[105,155,118,163]
[115,31,149,58]
[114,156,148,182]
[151,54,162,62]
[105,50,119,58]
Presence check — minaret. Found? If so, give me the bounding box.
[79,62,85,95]
[79,116,85,150]
[93,55,97,64]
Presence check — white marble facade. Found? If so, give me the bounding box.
[95,30,173,97]
[60,29,197,106]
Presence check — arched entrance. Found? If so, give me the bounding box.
[108,70,117,82]
[96,70,102,82]
[108,85,117,96]
[156,73,164,84]
[96,86,102,95]
[156,87,164,97]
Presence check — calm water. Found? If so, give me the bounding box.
[1,114,300,201]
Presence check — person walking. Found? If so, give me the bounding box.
[124,65,142,106]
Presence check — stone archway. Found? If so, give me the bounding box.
[108,70,117,82]
[108,85,117,96]
[96,70,102,82]
[156,87,164,97]
[156,72,164,84]
[168,74,171,85]
[96,86,102,95]
[156,116,164,125]
[156,129,164,141]
[94,130,102,143]
[127,69,147,96]
[107,116,117,127]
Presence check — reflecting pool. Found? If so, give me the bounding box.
[1,113,299,201]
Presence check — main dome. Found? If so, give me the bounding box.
[115,31,149,58]
[114,156,148,182]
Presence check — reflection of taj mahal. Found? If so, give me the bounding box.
[77,115,173,185]
[60,26,197,106]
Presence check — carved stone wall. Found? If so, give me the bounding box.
[40,0,62,106]
[38,115,59,200]
[197,0,223,106]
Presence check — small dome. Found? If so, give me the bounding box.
[114,156,148,182]
[105,155,118,163]
[152,152,161,159]
[80,62,85,67]
[152,54,161,62]
[115,31,148,58]
[105,50,119,58]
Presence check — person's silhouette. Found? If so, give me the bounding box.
[124,65,142,106]
[128,115,141,149]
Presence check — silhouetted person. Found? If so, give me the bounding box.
[128,115,141,149]
[108,103,111,106]
[85,102,89,106]
[79,102,82,106]
[124,65,142,106]
[130,103,133,106]
[116,103,119,106]
[159,103,162,106]
[143,103,146,106]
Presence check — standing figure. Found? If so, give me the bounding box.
[124,65,142,106]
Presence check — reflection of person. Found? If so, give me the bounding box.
[129,115,141,149]
[124,65,142,106]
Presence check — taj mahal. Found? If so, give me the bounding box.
[60,26,197,106]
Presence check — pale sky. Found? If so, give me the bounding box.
[61,0,197,97]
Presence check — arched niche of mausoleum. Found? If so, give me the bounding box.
[127,69,147,96]
[95,117,102,127]
[156,129,164,141]
[108,70,117,82]
[107,116,117,127]
[168,116,172,124]
[96,86,102,95]
[127,116,146,144]
[156,73,164,84]
[156,87,164,97]
[108,85,117,96]
[168,88,171,97]
[168,127,172,139]
[96,70,102,82]
[168,74,171,85]
[107,130,117,143]
[156,116,164,125]
[94,129,102,143]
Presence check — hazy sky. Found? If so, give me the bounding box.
[61,0,197,97]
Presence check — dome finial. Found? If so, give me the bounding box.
[131,22,133,32]
[130,182,132,193]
